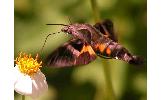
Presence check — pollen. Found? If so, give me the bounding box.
[15,52,42,76]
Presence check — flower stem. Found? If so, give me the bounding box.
[90,0,100,22]
[102,60,116,100]
[22,95,25,100]
[90,0,116,100]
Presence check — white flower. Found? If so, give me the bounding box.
[14,52,48,99]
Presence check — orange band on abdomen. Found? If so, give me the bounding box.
[106,48,111,55]
[98,44,106,53]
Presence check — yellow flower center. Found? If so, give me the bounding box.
[15,52,42,76]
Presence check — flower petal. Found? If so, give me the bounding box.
[29,71,48,99]
[14,66,32,95]
[14,65,48,99]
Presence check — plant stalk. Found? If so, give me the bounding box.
[22,95,25,100]
[102,60,116,100]
[90,0,116,100]
[90,0,100,22]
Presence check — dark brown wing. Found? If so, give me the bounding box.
[46,39,96,68]
[94,19,118,42]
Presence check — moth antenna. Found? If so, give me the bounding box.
[46,24,68,26]
[40,31,61,54]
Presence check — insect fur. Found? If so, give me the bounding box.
[43,20,143,67]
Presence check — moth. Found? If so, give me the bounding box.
[46,19,143,67]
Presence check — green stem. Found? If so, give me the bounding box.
[90,0,100,22]
[22,95,25,100]
[90,0,116,100]
[102,60,116,100]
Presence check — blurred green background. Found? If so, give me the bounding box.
[14,0,147,100]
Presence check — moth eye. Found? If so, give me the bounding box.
[61,26,69,32]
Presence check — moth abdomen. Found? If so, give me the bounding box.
[93,38,143,65]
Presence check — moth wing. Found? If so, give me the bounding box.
[94,19,118,42]
[46,39,96,68]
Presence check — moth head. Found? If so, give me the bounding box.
[61,25,71,33]
[61,24,92,44]
[46,23,92,43]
